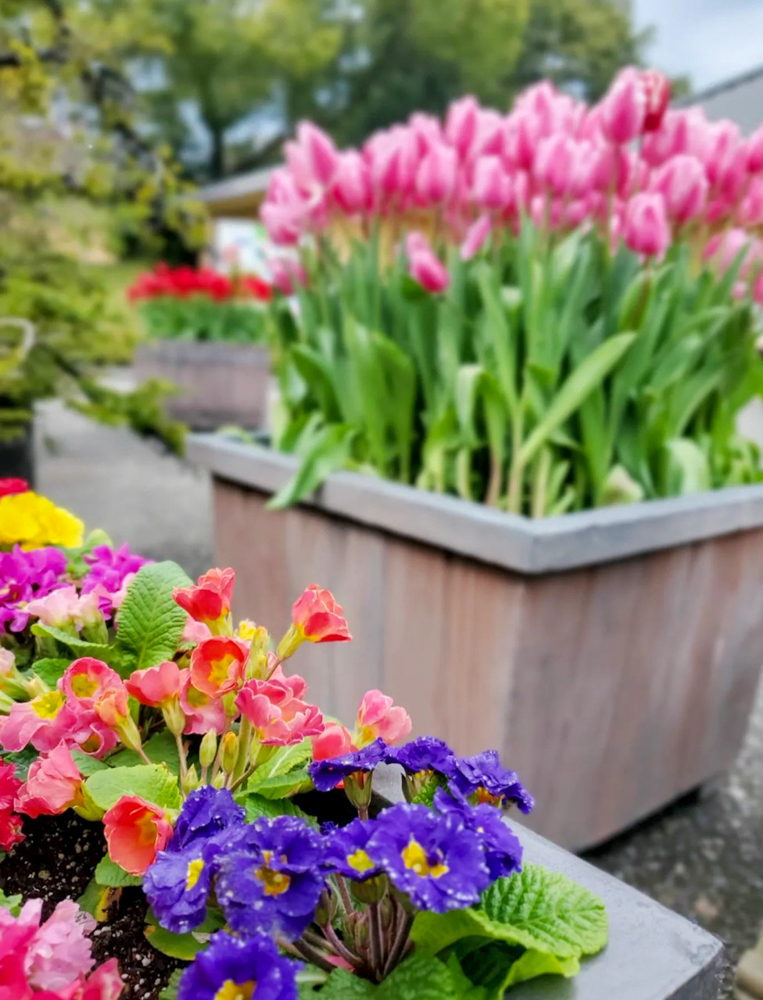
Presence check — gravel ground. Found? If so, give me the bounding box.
[31,394,763,997]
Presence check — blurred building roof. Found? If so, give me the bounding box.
[681,64,763,134]
[198,166,276,218]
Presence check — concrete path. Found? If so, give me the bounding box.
[31,396,763,998]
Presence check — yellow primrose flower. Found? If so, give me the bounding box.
[0,492,84,549]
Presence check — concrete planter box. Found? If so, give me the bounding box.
[373,767,724,1000]
[134,341,270,430]
[189,433,763,851]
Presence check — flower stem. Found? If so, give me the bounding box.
[335,875,354,915]
[231,716,252,784]
[321,923,365,971]
[174,731,188,783]
[368,903,384,980]
[382,905,414,978]
[290,939,340,976]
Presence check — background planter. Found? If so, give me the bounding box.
[189,434,763,851]
[134,341,271,430]
[0,419,34,485]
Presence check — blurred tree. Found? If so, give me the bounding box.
[0,0,199,452]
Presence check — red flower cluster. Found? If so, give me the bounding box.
[0,478,29,499]
[0,759,24,851]
[127,264,272,303]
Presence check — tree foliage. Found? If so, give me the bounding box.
[129,0,648,177]
[0,0,204,449]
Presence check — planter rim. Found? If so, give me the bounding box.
[188,432,763,573]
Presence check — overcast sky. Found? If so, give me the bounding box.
[634,0,763,93]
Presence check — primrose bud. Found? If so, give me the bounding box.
[182,764,200,795]
[222,732,239,773]
[161,698,187,737]
[350,874,388,906]
[200,730,218,769]
[314,888,337,926]
[344,771,373,811]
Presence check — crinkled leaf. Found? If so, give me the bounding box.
[457,941,579,999]
[84,764,182,812]
[30,623,116,662]
[411,864,607,960]
[247,767,313,800]
[70,749,110,776]
[253,739,313,780]
[315,956,459,999]
[0,887,22,915]
[94,855,143,888]
[116,561,192,672]
[145,909,224,960]
[108,731,181,776]
[1,745,38,780]
[159,969,184,1000]
[30,657,72,687]
[77,877,121,921]
[244,792,317,827]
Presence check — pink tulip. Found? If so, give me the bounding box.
[502,112,541,171]
[15,743,83,818]
[622,192,671,257]
[472,155,512,210]
[704,228,763,277]
[284,141,315,194]
[355,690,412,747]
[415,142,458,204]
[471,108,504,159]
[599,67,647,144]
[408,243,450,294]
[367,130,401,199]
[535,134,577,197]
[641,70,671,132]
[260,201,304,246]
[651,154,708,224]
[748,124,763,173]
[461,215,492,260]
[409,112,443,155]
[296,121,339,188]
[103,795,173,875]
[739,176,763,227]
[312,722,354,761]
[705,119,747,201]
[445,95,481,158]
[530,194,564,231]
[269,257,308,295]
[331,150,372,214]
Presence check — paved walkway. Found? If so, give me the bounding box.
[32,397,763,997]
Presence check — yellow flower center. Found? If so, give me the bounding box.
[401,838,449,879]
[209,653,238,686]
[254,852,291,897]
[186,858,205,891]
[136,812,159,845]
[71,675,98,698]
[31,690,64,719]
[214,981,256,1000]
[475,787,503,807]
[346,849,375,874]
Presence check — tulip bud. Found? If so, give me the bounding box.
[415,142,458,204]
[599,67,647,144]
[651,154,708,224]
[748,124,763,173]
[472,155,512,211]
[622,192,671,258]
[408,245,450,295]
[641,70,671,132]
[200,730,218,769]
[331,150,372,215]
[222,732,239,774]
[460,215,492,261]
[445,95,480,158]
[296,121,339,188]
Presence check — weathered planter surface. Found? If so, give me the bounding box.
[374,767,724,1000]
[189,434,763,850]
[134,341,271,430]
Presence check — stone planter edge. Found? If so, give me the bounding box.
[187,432,763,574]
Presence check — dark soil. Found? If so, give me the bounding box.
[0,812,180,1000]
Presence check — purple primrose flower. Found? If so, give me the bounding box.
[323,818,381,882]
[178,931,299,1000]
[308,738,388,792]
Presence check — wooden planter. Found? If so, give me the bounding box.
[189,434,763,851]
[134,341,271,430]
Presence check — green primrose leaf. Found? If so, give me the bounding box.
[410,864,608,960]
[77,877,122,921]
[115,561,192,672]
[94,855,143,888]
[243,792,317,827]
[30,623,116,662]
[159,969,185,1000]
[314,956,460,999]
[1,745,39,780]
[30,657,72,687]
[70,749,110,776]
[108,731,181,776]
[0,887,22,915]
[456,941,579,999]
[145,908,225,960]
[84,763,182,812]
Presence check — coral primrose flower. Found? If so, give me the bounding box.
[126,661,183,707]
[173,568,236,630]
[354,689,412,747]
[277,584,351,659]
[103,795,174,875]
[179,670,227,735]
[15,743,84,818]
[190,636,249,697]
[235,676,324,746]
